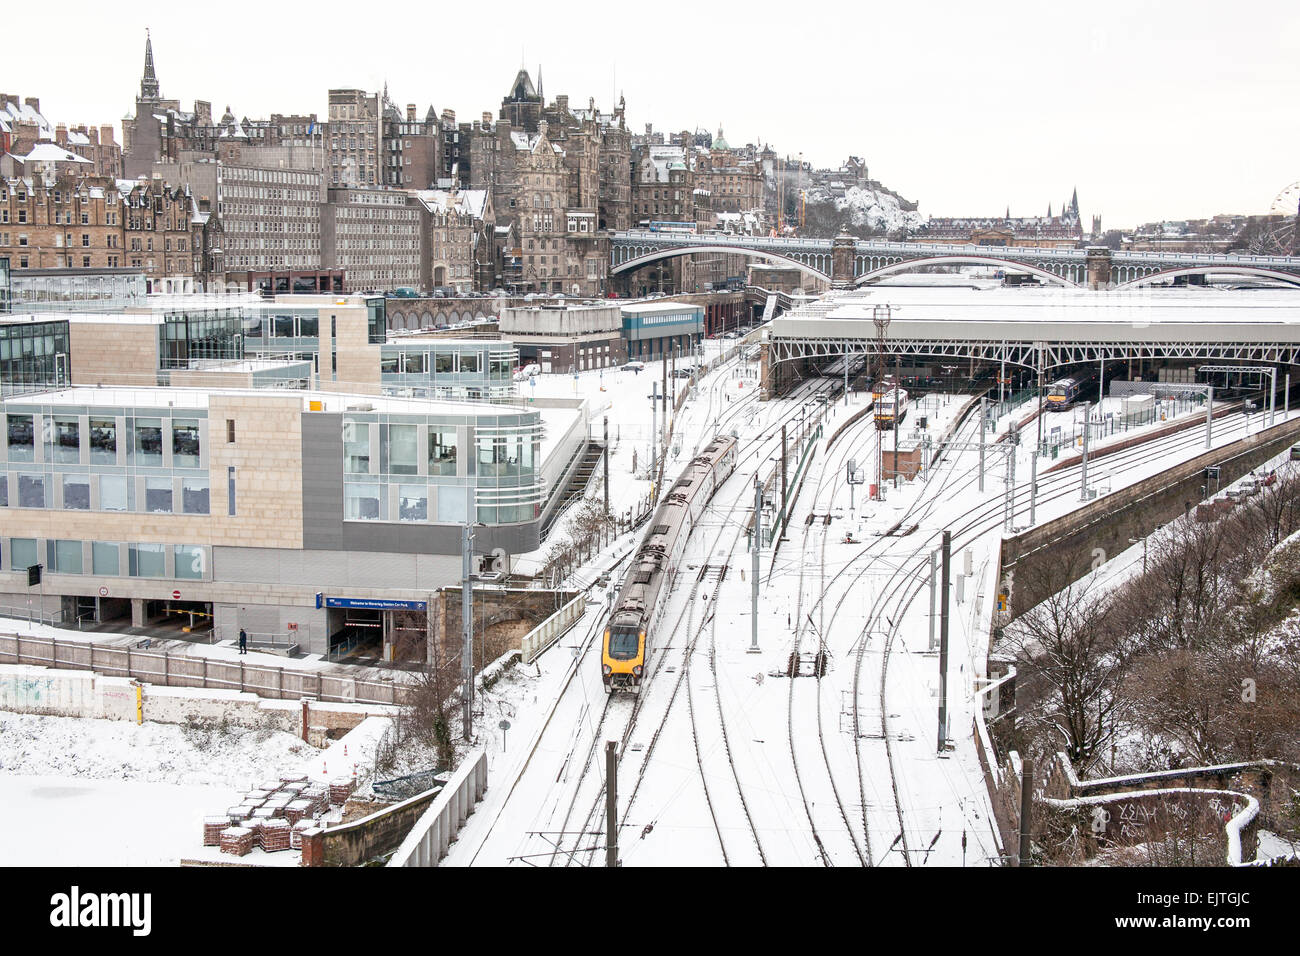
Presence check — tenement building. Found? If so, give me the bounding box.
[321,186,422,291]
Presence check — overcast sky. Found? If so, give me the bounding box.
[8,0,1299,230]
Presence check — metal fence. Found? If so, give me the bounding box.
[0,632,405,706]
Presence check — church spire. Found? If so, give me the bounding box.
[140,29,160,101]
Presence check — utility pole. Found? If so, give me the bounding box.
[603,415,610,519]
[1029,451,1038,526]
[461,524,474,740]
[649,381,659,481]
[844,351,850,407]
[1286,372,1291,419]
[893,356,901,488]
[781,423,789,530]
[1018,756,1034,867]
[605,741,619,867]
[937,530,951,754]
[978,395,987,492]
[750,474,761,653]
[1205,383,1213,449]
[1079,401,1091,502]
[928,548,939,651]
[1270,367,1276,426]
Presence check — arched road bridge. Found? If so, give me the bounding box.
[609,230,1300,290]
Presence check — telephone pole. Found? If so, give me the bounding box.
[461,524,474,739]
[937,530,951,753]
[605,741,619,867]
[750,473,762,653]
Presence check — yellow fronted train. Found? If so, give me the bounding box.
[602,435,739,692]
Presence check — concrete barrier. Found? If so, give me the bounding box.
[387,750,488,867]
[520,595,587,663]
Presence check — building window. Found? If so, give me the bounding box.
[134,418,163,466]
[50,540,83,575]
[92,541,120,576]
[89,417,116,464]
[10,538,38,571]
[18,473,45,508]
[99,475,129,512]
[226,419,236,443]
[129,543,166,578]
[6,414,34,462]
[63,475,90,510]
[344,482,381,520]
[182,478,210,514]
[52,416,80,463]
[398,484,428,521]
[145,477,173,513]
[174,545,204,580]
[344,422,371,473]
[385,423,419,475]
[172,419,201,468]
[429,428,457,475]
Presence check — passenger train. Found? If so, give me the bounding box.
[873,377,909,429]
[602,435,740,692]
[1046,377,1083,407]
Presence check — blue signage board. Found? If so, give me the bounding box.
[321,596,427,611]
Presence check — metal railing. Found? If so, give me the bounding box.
[386,750,488,867]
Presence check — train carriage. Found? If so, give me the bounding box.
[602,435,739,691]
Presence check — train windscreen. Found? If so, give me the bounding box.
[608,625,640,659]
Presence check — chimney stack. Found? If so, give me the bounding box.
[24,96,40,112]
[482,111,491,126]
[406,103,416,122]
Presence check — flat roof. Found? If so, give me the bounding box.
[621,301,705,314]
[3,386,541,418]
[773,286,1300,344]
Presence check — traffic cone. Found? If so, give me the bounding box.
[322,760,328,777]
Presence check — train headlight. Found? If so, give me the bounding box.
[602,664,612,676]
[632,665,643,677]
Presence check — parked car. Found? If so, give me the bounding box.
[624,360,647,372]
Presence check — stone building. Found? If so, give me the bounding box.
[0,174,124,271]
[415,189,494,293]
[327,89,381,188]
[119,176,195,286]
[914,190,1084,248]
[383,103,441,189]
[321,186,422,291]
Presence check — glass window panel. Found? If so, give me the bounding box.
[344,422,370,473]
[6,414,34,461]
[18,473,44,507]
[145,477,173,513]
[130,543,166,577]
[274,314,295,338]
[52,416,80,463]
[459,352,479,373]
[63,475,90,510]
[429,428,457,475]
[0,476,6,507]
[11,538,37,570]
[89,417,117,464]
[437,486,469,524]
[92,541,119,576]
[387,424,418,475]
[182,478,210,514]
[343,483,381,520]
[99,475,129,511]
[134,417,163,466]
[435,351,455,374]
[298,314,318,337]
[172,419,200,468]
[174,545,204,580]
[398,484,428,521]
[53,539,82,574]
[381,355,400,375]
[404,352,425,374]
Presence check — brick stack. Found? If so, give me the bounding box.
[291,819,315,849]
[329,777,355,806]
[302,785,328,814]
[280,773,309,786]
[258,779,281,793]
[260,818,292,852]
[284,799,313,824]
[204,816,232,845]
[266,794,293,816]
[220,826,256,856]
[246,789,271,805]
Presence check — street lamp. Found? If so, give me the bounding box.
[1127,535,1148,574]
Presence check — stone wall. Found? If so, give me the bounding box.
[302,786,442,867]
[1001,415,1300,617]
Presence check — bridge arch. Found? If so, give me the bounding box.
[1114,265,1300,290]
[610,244,831,283]
[854,255,1080,288]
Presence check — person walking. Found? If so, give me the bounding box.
[238,628,247,655]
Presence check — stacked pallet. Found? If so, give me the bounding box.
[284,799,313,825]
[220,827,256,856]
[204,816,231,846]
[260,818,292,852]
[329,777,355,806]
[290,819,315,850]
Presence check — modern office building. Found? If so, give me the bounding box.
[498,302,627,372]
[0,385,586,660]
[620,301,704,359]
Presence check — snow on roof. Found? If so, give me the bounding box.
[17,142,91,164]
[414,188,489,220]
[0,99,52,137]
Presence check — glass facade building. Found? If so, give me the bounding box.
[0,318,71,396]
[380,341,518,400]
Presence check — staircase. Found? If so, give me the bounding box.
[539,441,607,541]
